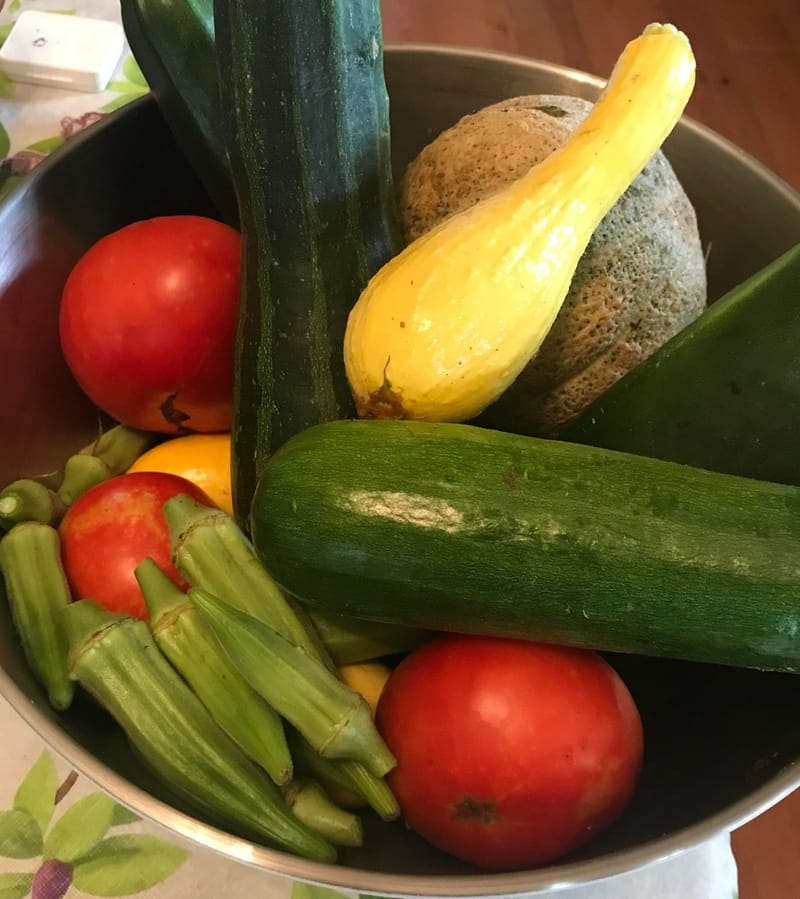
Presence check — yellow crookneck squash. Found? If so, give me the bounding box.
[344,23,697,422]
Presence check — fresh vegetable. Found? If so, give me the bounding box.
[0,425,156,530]
[64,599,336,862]
[282,780,363,848]
[190,588,397,777]
[120,0,236,226]
[287,730,400,822]
[59,216,241,434]
[163,494,333,667]
[253,419,800,673]
[135,557,292,785]
[0,523,74,710]
[59,472,214,621]
[129,433,233,514]
[338,662,391,716]
[215,0,402,524]
[306,609,429,666]
[0,480,65,532]
[563,243,800,483]
[344,23,696,423]
[400,93,706,437]
[375,635,643,870]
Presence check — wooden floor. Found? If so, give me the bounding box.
[381,2,800,897]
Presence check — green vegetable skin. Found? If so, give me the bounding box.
[215,0,402,525]
[563,243,800,483]
[252,420,800,673]
[120,0,237,225]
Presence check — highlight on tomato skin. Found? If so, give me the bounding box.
[58,471,215,622]
[58,215,241,435]
[375,633,644,871]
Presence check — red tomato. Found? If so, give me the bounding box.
[59,472,214,621]
[375,634,644,871]
[59,216,241,434]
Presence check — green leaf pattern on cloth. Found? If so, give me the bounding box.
[122,55,147,88]
[0,21,15,45]
[0,811,42,860]
[13,752,57,836]
[0,69,13,100]
[43,794,116,864]
[0,753,189,896]
[109,807,140,828]
[72,836,189,896]
[291,884,351,899]
[0,873,33,899]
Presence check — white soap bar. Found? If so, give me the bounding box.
[0,10,125,93]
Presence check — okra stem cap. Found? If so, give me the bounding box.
[64,599,126,670]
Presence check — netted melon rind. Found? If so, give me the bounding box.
[399,95,707,436]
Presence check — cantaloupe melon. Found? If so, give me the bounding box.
[399,94,707,436]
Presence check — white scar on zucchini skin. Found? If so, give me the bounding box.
[338,491,464,533]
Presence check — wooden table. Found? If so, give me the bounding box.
[380,2,800,896]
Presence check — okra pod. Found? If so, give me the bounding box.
[64,600,336,863]
[78,424,156,476]
[307,609,430,665]
[190,589,396,778]
[58,425,157,505]
[283,780,363,848]
[0,523,74,709]
[0,481,65,531]
[287,730,400,821]
[135,558,293,785]
[57,454,112,506]
[163,494,334,668]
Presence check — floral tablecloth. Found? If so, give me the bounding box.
[0,1,741,897]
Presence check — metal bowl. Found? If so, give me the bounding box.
[2,45,800,897]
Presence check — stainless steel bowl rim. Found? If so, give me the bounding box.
[2,42,800,898]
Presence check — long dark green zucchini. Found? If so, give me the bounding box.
[252,419,800,674]
[120,0,237,225]
[562,243,800,484]
[215,0,402,525]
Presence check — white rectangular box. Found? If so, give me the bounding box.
[0,10,125,93]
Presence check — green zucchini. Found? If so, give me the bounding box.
[120,0,237,225]
[215,0,402,525]
[252,419,800,674]
[562,243,800,484]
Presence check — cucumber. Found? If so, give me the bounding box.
[214,0,402,525]
[252,419,800,673]
[562,243,800,484]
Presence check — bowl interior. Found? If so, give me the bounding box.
[2,45,800,896]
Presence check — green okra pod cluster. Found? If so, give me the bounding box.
[135,557,293,786]
[287,730,400,822]
[163,495,334,669]
[0,522,74,709]
[0,425,156,529]
[190,588,397,778]
[64,599,336,863]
